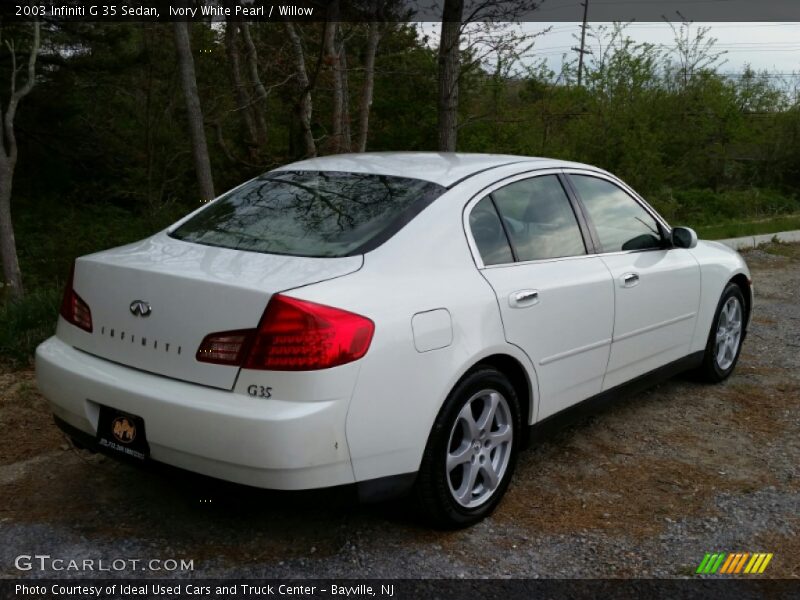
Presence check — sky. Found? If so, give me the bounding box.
[418,22,800,78]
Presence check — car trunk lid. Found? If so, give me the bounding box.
[58,232,362,389]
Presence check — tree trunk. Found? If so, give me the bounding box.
[173,20,215,202]
[437,0,464,152]
[239,21,269,145]
[0,20,40,300]
[323,1,345,153]
[356,22,380,153]
[224,19,259,153]
[0,161,23,300]
[284,22,317,157]
[339,37,351,153]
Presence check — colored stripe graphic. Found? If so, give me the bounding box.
[699,552,774,575]
[707,554,719,573]
[744,554,760,574]
[720,553,736,574]
[696,554,712,574]
[759,554,774,573]
[734,553,750,573]
[711,553,726,573]
[704,554,719,574]
[695,552,711,574]
[720,552,742,574]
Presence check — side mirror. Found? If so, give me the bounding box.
[671,226,698,249]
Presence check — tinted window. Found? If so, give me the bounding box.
[570,176,662,253]
[170,171,446,257]
[469,197,514,266]
[491,175,586,261]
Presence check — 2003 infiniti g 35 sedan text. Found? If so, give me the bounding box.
[36,153,752,527]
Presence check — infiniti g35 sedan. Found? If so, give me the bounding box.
[36,153,751,527]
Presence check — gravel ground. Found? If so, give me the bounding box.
[1,243,798,580]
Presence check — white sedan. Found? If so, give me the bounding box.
[36,153,751,527]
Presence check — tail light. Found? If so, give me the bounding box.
[245,295,374,371]
[195,330,252,365]
[196,295,374,371]
[59,263,93,333]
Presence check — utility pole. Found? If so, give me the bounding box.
[572,0,590,86]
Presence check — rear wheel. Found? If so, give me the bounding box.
[415,367,520,528]
[696,282,746,382]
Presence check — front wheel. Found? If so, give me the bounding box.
[415,367,521,528]
[696,282,746,382]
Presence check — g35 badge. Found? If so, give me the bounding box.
[247,385,272,399]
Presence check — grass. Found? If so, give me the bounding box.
[695,214,800,240]
[14,198,186,292]
[0,287,63,367]
[0,197,186,368]
[651,188,800,226]
[650,188,800,240]
[759,241,800,259]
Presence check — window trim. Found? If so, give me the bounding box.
[463,169,593,269]
[462,167,673,270]
[557,173,599,255]
[488,193,519,263]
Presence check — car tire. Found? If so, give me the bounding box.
[696,282,747,383]
[415,366,521,529]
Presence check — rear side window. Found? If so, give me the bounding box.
[469,197,514,266]
[491,175,586,262]
[570,175,662,253]
[170,171,446,257]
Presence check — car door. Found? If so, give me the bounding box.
[566,173,702,390]
[467,173,615,421]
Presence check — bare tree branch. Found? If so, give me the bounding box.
[239,21,269,144]
[356,22,381,152]
[173,19,215,201]
[0,20,40,300]
[284,21,316,157]
[323,1,346,153]
[4,21,40,167]
[224,18,260,150]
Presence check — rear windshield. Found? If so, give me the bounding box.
[169,170,446,257]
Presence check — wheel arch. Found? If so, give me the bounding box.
[438,350,538,451]
[473,354,534,431]
[729,272,752,331]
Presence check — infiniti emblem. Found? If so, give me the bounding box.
[129,300,152,317]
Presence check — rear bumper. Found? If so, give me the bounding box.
[35,336,356,490]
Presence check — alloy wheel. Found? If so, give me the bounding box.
[446,389,513,508]
[715,296,742,371]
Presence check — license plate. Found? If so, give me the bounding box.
[96,406,150,461]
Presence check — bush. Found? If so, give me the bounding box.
[0,197,187,367]
[648,188,800,227]
[0,286,61,368]
[15,198,186,292]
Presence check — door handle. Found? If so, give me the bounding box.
[621,272,640,287]
[509,289,539,308]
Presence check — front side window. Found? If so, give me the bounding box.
[170,171,446,257]
[491,175,586,262]
[570,175,663,253]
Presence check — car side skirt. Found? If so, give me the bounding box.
[526,350,705,445]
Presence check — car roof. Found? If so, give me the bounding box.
[273,152,599,188]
